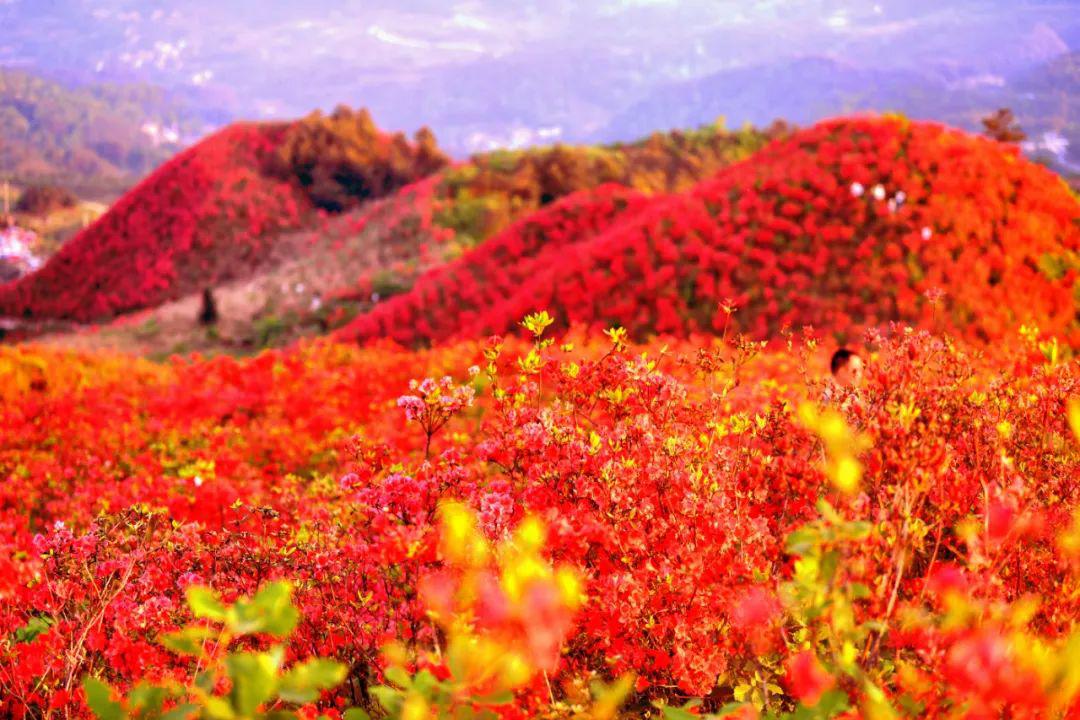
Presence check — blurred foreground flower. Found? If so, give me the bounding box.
[375,502,588,719]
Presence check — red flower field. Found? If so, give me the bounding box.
[4,322,1080,718]
[3,114,1080,720]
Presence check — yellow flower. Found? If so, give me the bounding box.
[401,693,430,720]
[832,456,862,494]
[1068,398,1080,443]
[440,503,488,566]
[514,515,546,552]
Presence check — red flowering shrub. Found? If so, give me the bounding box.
[340,116,1080,346]
[690,116,1080,344]
[3,319,1080,718]
[337,185,650,345]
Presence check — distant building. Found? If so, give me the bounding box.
[0,222,42,281]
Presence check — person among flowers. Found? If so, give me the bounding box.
[821,347,866,417]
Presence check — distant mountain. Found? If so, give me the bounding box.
[2,1,1076,159]
[600,49,1080,175]
[0,68,216,199]
[1012,51,1080,171]
[600,57,934,139]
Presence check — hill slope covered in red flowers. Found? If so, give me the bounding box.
[340,117,1080,347]
[0,123,312,321]
[0,107,450,324]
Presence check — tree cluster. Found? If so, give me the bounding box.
[272,106,449,212]
[13,184,78,216]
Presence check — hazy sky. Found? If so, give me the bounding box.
[4,1,1074,82]
[2,1,1076,152]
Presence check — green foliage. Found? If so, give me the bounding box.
[0,68,202,194]
[1038,252,1078,282]
[135,318,162,341]
[431,191,498,247]
[253,314,288,349]
[429,121,785,248]
[370,269,413,300]
[12,614,54,643]
[82,581,355,720]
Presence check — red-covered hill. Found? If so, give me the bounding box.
[337,184,652,345]
[0,107,448,323]
[340,117,1080,346]
[0,123,311,321]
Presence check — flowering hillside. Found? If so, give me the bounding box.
[0,109,449,325]
[338,184,651,345]
[0,115,775,340]
[342,117,1080,347]
[3,321,1080,718]
[0,123,312,321]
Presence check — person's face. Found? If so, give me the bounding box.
[835,355,864,388]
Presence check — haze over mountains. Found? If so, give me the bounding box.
[0,1,1078,167]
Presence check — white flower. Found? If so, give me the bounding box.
[193,475,204,487]
[887,199,897,214]
[468,365,481,377]
[872,184,886,201]
[894,190,907,205]
[921,227,933,241]
[53,520,66,530]
[850,182,865,198]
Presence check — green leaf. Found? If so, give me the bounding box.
[127,682,167,716]
[654,700,704,720]
[195,670,216,693]
[446,643,467,682]
[161,704,199,720]
[160,626,215,656]
[817,689,851,715]
[471,690,514,705]
[278,658,347,704]
[370,685,403,715]
[226,649,283,716]
[411,669,441,697]
[785,528,818,556]
[228,582,298,637]
[820,550,840,584]
[342,709,371,720]
[897,693,926,716]
[659,706,699,720]
[850,583,871,600]
[383,665,412,689]
[715,703,753,718]
[83,677,125,720]
[186,586,227,621]
[13,615,54,643]
[202,696,235,720]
